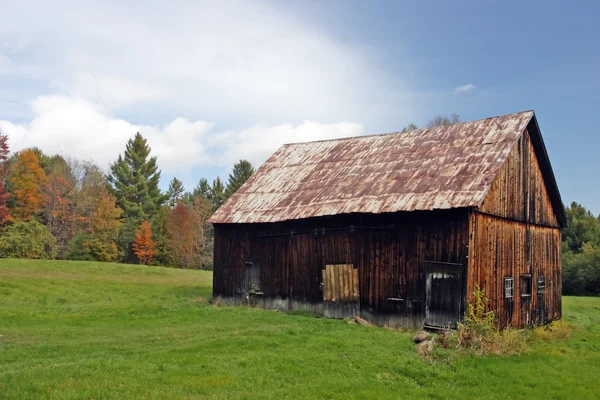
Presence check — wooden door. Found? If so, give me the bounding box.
[321,264,359,319]
[424,261,463,329]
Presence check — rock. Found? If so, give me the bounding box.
[413,331,430,343]
[354,316,374,327]
[416,340,434,357]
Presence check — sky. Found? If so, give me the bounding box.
[0,0,598,212]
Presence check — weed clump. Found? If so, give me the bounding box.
[453,285,527,356]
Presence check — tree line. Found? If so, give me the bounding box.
[0,130,254,269]
[562,202,600,296]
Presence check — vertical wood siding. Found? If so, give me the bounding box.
[479,129,559,228]
[468,212,561,327]
[213,209,469,328]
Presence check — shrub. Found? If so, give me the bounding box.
[65,234,95,261]
[0,219,57,259]
[455,285,527,356]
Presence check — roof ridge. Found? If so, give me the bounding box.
[282,110,534,147]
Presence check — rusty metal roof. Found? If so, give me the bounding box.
[210,110,562,224]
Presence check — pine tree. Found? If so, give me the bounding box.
[167,177,185,207]
[9,149,48,221]
[0,130,11,223]
[225,159,255,199]
[107,133,167,260]
[192,178,212,199]
[132,221,156,265]
[211,177,226,211]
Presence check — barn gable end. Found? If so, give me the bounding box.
[479,128,559,227]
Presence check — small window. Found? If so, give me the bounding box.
[504,277,514,299]
[537,275,545,294]
[521,274,532,297]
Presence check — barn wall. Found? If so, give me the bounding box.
[213,209,469,328]
[468,212,561,327]
[479,128,559,228]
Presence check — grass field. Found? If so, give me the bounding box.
[1,260,599,399]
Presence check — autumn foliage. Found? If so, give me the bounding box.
[9,149,47,221]
[0,131,251,267]
[133,221,157,265]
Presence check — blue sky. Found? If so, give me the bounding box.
[0,0,598,212]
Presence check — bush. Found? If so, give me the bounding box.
[0,219,57,259]
[65,234,95,261]
[454,285,527,356]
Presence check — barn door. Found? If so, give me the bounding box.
[424,261,463,329]
[321,264,359,319]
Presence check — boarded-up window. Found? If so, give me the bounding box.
[322,264,358,303]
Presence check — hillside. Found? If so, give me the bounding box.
[0,259,599,399]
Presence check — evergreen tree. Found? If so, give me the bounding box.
[225,159,255,199]
[151,206,173,266]
[167,177,185,207]
[192,178,212,199]
[0,130,10,223]
[107,133,167,260]
[211,177,226,211]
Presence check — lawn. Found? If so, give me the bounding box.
[1,260,599,399]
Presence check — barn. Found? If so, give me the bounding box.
[208,110,565,329]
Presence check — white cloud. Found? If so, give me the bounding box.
[455,84,476,93]
[0,0,412,125]
[0,95,363,174]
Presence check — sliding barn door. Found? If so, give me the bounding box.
[321,264,359,319]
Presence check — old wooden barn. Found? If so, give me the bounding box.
[209,110,565,329]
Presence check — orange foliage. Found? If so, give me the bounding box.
[9,149,47,221]
[133,220,157,265]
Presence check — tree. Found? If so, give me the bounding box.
[0,130,11,223]
[70,160,106,233]
[151,206,173,266]
[211,177,226,211]
[107,133,167,260]
[9,149,48,221]
[166,197,212,269]
[82,192,123,262]
[42,160,77,257]
[225,159,255,199]
[0,219,56,259]
[401,124,418,133]
[562,202,600,253]
[426,113,460,128]
[192,178,212,199]
[133,221,157,265]
[167,177,185,207]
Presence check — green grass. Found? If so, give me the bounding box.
[1,259,599,399]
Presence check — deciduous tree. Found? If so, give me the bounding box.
[133,221,157,265]
[426,113,460,128]
[9,149,47,221]
[83,192,123,262]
